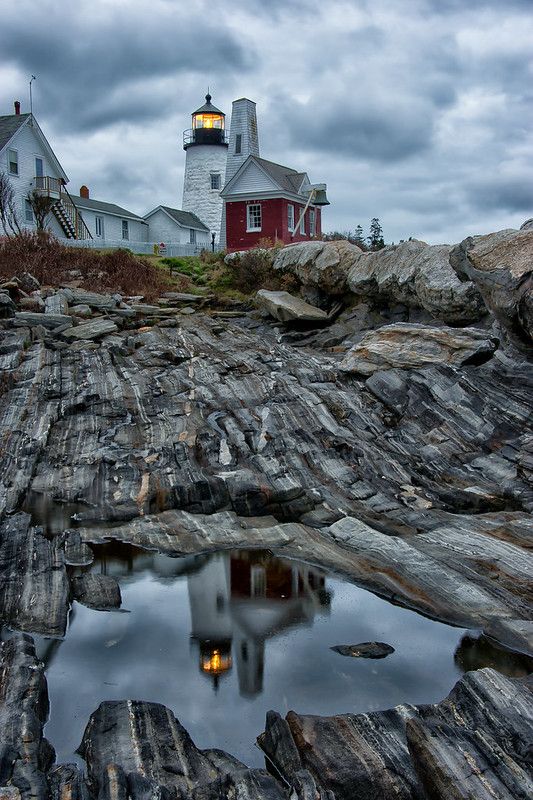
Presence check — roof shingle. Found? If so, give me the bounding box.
[0,113,30,153]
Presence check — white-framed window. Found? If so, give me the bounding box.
[309,209,316,237]
[24,199,33,222]
[190,228,196,244]
[250,565,266,598]
[247,203,261,231]
[235,134,242,154]
[299,208,305,235]
[121,220,129,240]
[210,173,221,190]
[8,149,18,175]
[95,216,104,237]
[287,204,295,232]
[35,157,43,178]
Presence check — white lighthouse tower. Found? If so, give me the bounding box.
[182,93,228,243]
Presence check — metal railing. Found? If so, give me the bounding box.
[35,176,93,239]
[183,128,229,147]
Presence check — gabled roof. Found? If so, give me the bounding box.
[0,113,69,182]
[221,155,310,199]
[0,113,31,152]
[70,194,146,222]
[143,205,210,231]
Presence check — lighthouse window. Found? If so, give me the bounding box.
[235,134,242,154]
[210,173,221,190]
[247,203,261,231]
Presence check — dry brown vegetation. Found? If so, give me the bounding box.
[0,231,173,300]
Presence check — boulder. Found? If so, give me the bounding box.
[71,573,121,610]
[44,293,69,315]
[61,319,118,341]
[339,323,498,375]
[69,303,92,318]
[13,311,72,330]
[331,641,395,658]
[449,228,533,343]
[0,292,16,318]
[348,240,485,324]
[273,240,363,295]
[66,289,117,310]
[520,218,533,231]
[256,289,328,323]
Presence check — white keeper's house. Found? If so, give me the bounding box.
[0,102,208,250]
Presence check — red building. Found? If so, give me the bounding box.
[221,155,329,252]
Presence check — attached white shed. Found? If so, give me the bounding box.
[144,205,210,246]
[71,191,148,244]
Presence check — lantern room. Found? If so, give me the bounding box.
[183,93,228,149]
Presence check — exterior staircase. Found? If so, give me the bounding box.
[35,176,92,240]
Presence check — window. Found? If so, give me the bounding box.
[247,203,261,231]
[309,209,316,237]
[299,208,305,235]
[190,228,196,244]
[251,565,266,597]
[235,133,242,154]
[210,173,221,190]
[95,216,104,237]
[287,204,295,232]
[121,220,129,240]
[24,199,33,222]
[8,149,18,175]
[35,157,43,178]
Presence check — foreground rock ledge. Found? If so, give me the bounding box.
[259,668,533,800]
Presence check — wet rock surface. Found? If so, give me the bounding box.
[330,641,395,658]
[0,226,532,797]
[259,668,533,800]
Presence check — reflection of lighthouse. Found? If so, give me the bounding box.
[187,551,331,695]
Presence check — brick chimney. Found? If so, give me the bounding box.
[14,100,20,115]
[79,185,90,199]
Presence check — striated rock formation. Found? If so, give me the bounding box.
[256,289,329,322]
[0,634,54,800]
[339,323,498,375]
[272,240,363,295]
[450,227,533,343]
[259,669,533,800]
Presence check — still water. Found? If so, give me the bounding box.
[32,543,531,768]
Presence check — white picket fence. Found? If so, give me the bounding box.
[58,238,220,257]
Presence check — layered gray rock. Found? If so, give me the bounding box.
[61,319,118,340]
[450,227,533,343]
[259,669,533,800]
[13,311,72,329]
[79,700,287,800]
[0,634,54,800]
[339,323,498,375]
[272,240,363,295]
[71,573,121,610]
[0,514,69,637]
[256,289,328,322]
[347,240,485,323]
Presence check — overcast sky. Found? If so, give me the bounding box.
[1,0,532,244]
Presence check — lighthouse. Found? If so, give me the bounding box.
[182,93,228,243]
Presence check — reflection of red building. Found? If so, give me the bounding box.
[221,156,329,252]
[188,551,330,694]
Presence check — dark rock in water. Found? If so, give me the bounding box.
[0,513,69,637]
[79,700,286,800]
[71,573,121,610]
[63,529,94,566]
[259,668,533,800]
[331,641,395,658]
[0,634,54,800]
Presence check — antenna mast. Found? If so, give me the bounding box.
[29,75,36,116]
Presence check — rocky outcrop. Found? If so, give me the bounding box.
[256,289,329,322]
[0,514,69,637]
[450,227,533,343]
[71,574,121,610]
[0,634,54,800]
[347,240,486,324]
[79,700,287,800]
[272,240,363,295]
[259,668,533,800]
[339,323,498,375]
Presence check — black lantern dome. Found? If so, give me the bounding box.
[183,93,228,149]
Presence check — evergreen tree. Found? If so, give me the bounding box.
[368,218,385,251]
[354,224,365,247]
